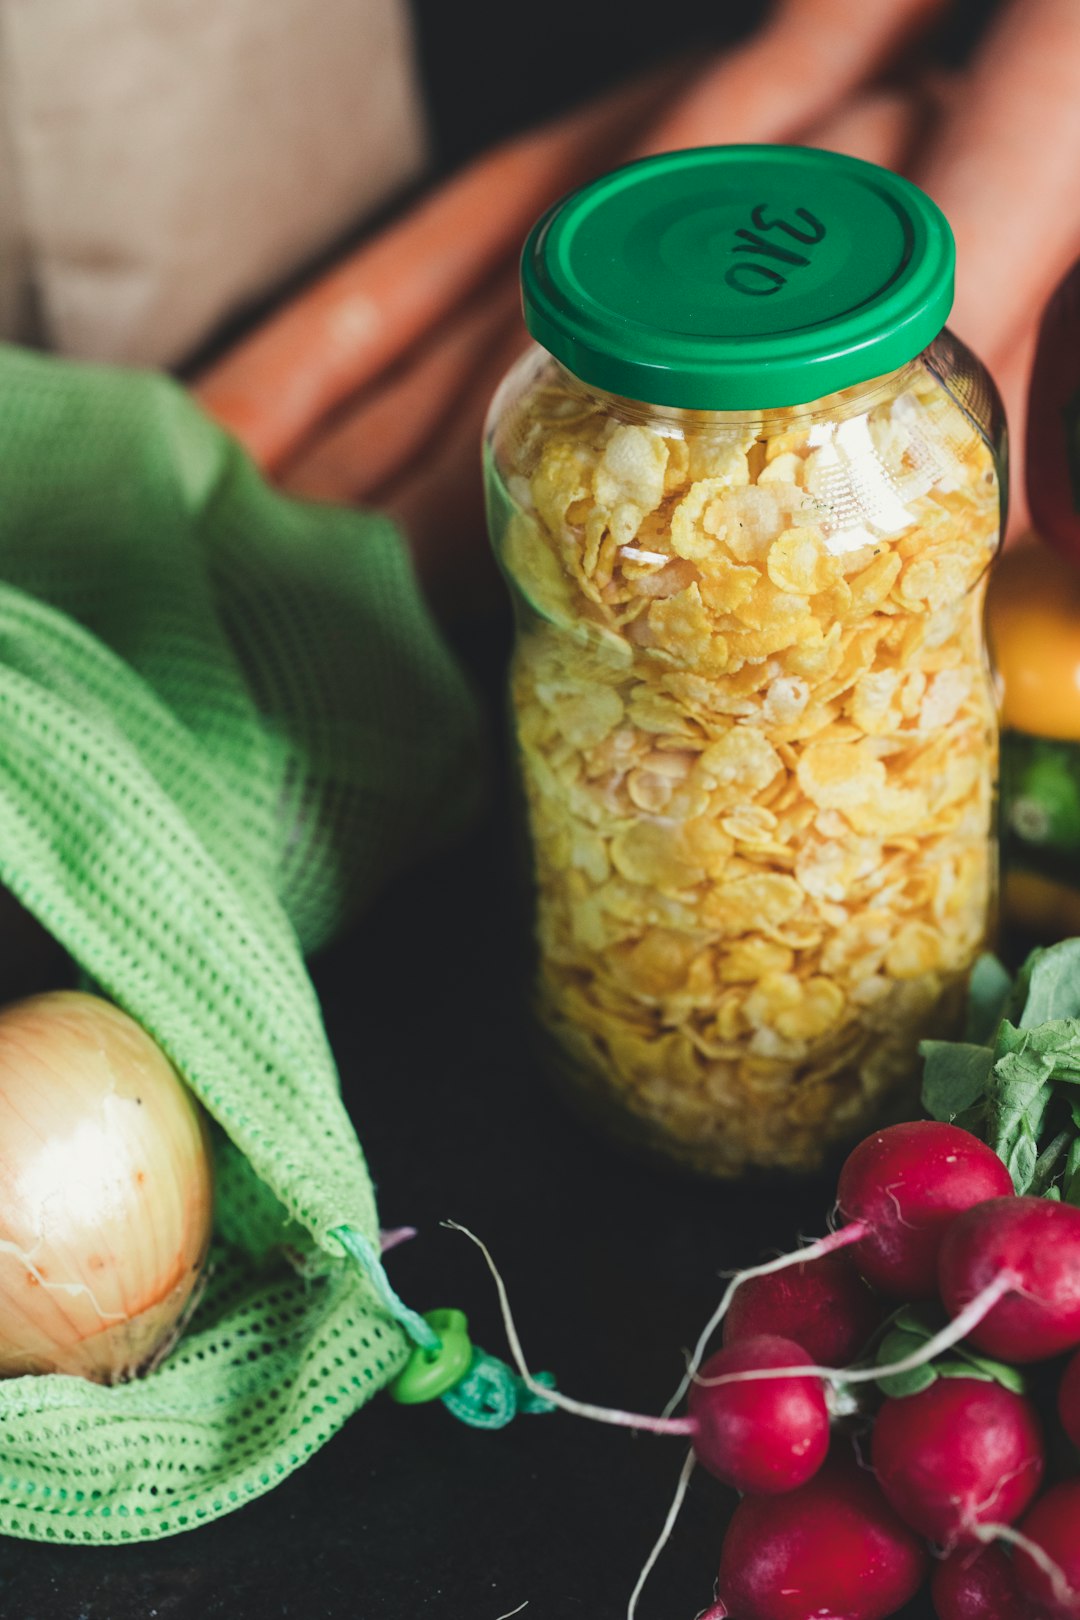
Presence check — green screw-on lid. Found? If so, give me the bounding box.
[521,145,954,410]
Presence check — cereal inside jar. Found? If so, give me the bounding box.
[485,146,1004,1176]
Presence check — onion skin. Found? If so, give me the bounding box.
[0,991,213,1383]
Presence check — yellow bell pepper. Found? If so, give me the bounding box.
[990,539,1080,940]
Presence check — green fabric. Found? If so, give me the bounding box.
[0,344,482,1542]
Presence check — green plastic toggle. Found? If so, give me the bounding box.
[389,1309,473,1404]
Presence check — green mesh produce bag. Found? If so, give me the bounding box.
[0,343,483,1542]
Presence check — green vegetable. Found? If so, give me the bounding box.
[921,939,1080,1200]
[874,1306,1027,1400]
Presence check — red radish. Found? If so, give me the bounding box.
[939,1198,1080,1363]
[1014,1480,1080,1617]
[932,1543,1051,1620]
[836,1122,1014,1298]
[710,1453,928,1620]
[872,1377,1044,1545]
[688,1336,829,1494]
[722,1251,882,1366]
[1058,1348,1080,1451]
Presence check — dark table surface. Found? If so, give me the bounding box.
[0,618,937,1620]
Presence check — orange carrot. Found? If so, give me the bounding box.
[194,62,684,472]
[278,269,521,503]
[913,0,1080,363]
[636,0,945,155]
[798,87,923,171]
[380,314,531,614]
[992,320,1038,546]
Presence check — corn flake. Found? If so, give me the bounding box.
[767,527,841,595]
[595,424,670,513]
[648,584,729,672]
[698,728,783,804]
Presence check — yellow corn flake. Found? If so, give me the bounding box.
[920,668,971,730]
[779,977,846,1041]
[895,549,980,613]
[699,872,804,934]
[666,661,780,716]
[568,828,610,885]
[624,556,699,601]
[648,585,729,672]
[660,777,714,822]
[662,436,691,493]
[795,835,881,902]
[502,512,574,623]
[724,618,818,667]
[773,627,843,686]
[759,676,809,728]
[697,556,761,614]
[537,682,624,750]
[811,578,854,621]
[767,916,826,952]
[686,433,756,484]
[767,527,842,595]
[705,484,810,564]
[718,939,794,982]
[610,929,702,998]
[623,772,669,815]
[627,687,701,738]
[730,574,812,634]
[708,986,749,1044]
[846,781,930,837]
[835,539,885,576]
[608,505,645,553]
[595,424,670,513]
[885,922,942,979]
[681,816,736,876]
[626,751,696,814]
[848,670,902,736]
[847,550,903,617]
[796,738,886,812]
[742,972,844,1044]
[533,439,597,534]
[671,476,748,562]
[744,971,802,1027]
[758,451,805,486]
[597,876,699,932]
[719,804,778,843]
[698,728,783,803]
[609,820,703,891]
[621,1023,705,1088]
[767,700,841,748]
[764,427,812,461]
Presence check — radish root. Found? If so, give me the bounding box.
[443,1221,695,1437]
[690,1272,1015,1393]
[626,1448,696,1620]
[974,1520,1077,1613]
[661,1221,870,1418]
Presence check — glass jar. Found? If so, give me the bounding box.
[485,147,1004,1177]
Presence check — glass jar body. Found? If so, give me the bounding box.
[485,335,1004,1177]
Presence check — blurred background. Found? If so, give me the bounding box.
[1,0,1062,607]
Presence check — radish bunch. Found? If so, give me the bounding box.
[448,985,1080,1620]
[688,1120,1080,1620]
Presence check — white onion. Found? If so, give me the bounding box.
[0,991,213,1383]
